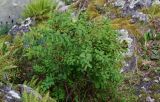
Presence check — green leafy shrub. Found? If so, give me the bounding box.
[18,12,123,101]
[23,0,54,19]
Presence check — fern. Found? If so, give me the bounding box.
[22,91,56,102]
[22,77,56,102]
[0,37,16,80]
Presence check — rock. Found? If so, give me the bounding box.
[118,29,138,73]
[0,0,31,25]
[114,0,152,10]
[152,0,160,5]
[146,96,155,102]
[154,80,159,83]
[8,17,35,36]
[121,56,138,73]
[143,77,151,82]
[58,5,69,12]
[141,86,147,92]
[118,29,134,57]
[114,0,126,8]
[129,18,137,24]
[0,83,21,102]
[132,11,149,22]
[114,0,150,22]
[55,0,69,12]
[0,82,45,102]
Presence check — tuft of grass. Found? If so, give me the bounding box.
[23,0,55,19]
[141,4,160,19]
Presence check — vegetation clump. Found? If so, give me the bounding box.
[23,0,54,20]
[13,12,123,101]
[1,0,160,101]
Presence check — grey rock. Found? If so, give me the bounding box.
[118,29,138,73]
[146,96,155,102]
[8,17,35,36]
[0,83,21,102]
[114,0,126,8]
[152,0,160,5]
[114,0,151,22]
[143,77,151,82]
[121,56,138,73]
[118,29,134,57]
[0,0,31,25]
[132,11,149,22]
[0,82,44,102]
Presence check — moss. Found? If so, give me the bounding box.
[149,83,160,91]
[93,0,106,6]
[111,18,142,38]
[86,3,101,19]
[141,5,160,19]
[152,93,160,101]
[118,82,138,102]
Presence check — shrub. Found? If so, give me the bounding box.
[19,12,123,101]
[23,0,54,19]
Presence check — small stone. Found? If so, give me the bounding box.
[129,18,137,24]
[58,6,69,12]
[141,86,147,92]
[139,94,142,97]
[8,90,21,99]
[132,11,149,22]
[146,96,155,102]
[114,0,126,8]
[152,0,160,5]
[154,80,159,83]
[143,77,150,82]
[8,17,35,36]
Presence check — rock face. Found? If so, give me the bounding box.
[114,0,160,22]
[0,0,30,25]
[118,29,138,73]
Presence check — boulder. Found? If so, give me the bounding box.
[8,17,35,36]
[118,29,138,73]
[0,82,43,102]
[0,0,30,25]
[0,83,21,102]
